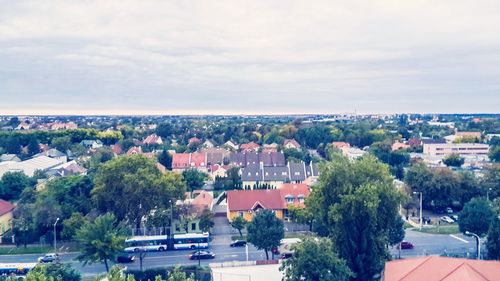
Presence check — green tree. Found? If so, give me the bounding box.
[458,197,494,237]
[168,267,195,281]
[27,137,40,156]
[158,150,173,170]
[75,213,127,272]
[92,155,186,228]
[104,266,136,281]
[443,153,465,167]
[287,206,313,231]
[28,263,81,281]
[156,123,174,138]
[51,136,72,153]
[198,208,214,233]
[0,171,34,200]
[486,215,500,260]
[230,216,247,237]
[247,210,284,260]
[181,169,207,191]
[5,136,21,154]
[280,238,352,281]
[490,146,500,163]
[308,154,405,280]
[62,213,87,240]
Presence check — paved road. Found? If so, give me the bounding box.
[0,230,480,277]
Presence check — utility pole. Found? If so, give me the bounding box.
[413,192,423,230]
[53,218,60,257]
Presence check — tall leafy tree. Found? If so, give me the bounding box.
[0,171,34,200]
[27,137,40,156]
[198,208,214,233]
[458,197,494,237]
[92,155,186,228]
[486,215,500,260]
[280,238,352,281]
[308,154,405,280]
[230,216,247,237]
[158,150,173,170]
[5,136,21,154]
[443,153,465,167]
[181,169,207,191]
[75,213,127,272]
[247,210,284,260]
[27,263,81,281]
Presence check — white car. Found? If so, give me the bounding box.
[38,253,59,263]
[440,216,454,224]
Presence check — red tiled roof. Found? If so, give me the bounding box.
[0,199,15,216]
[144,134,162,145]
[127,146,143,155]
[284,139,301,148]
[227,189,284,211]
[383,256,500,281]
[191,190,213,208]
[189,137,201,144]
[279,183,310,208]
[190,152,206,168]
[240,142,260,151]
[172,153,190,168]
[111,144,122,155]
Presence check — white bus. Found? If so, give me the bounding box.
[0,262,37,278]
[124,235,169,252]
[173,233,210,250]
[124,232,210,252]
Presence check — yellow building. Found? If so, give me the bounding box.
[0,199,15,235]
[226,184,310,222]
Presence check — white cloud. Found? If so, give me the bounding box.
[0,0,499,114]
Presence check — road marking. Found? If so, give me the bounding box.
[449,234,469,243]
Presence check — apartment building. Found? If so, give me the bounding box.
[423,143,490,156]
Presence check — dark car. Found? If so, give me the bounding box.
[422,217,432,224]
[188,250,215,260]
[230,240,247,247]
[400,241,414,250]
[116,254,135,263]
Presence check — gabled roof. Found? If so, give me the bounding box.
[383,256,500,281]
[127,146,143,155]
[0,199,15,216]
[283,139,301,148]
[172,153,190,168]
[143,134,162,145]
[332,142,351,148]
[227,189,284,211]
[240,142,260,151]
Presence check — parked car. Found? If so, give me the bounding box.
[38,253,59,263]
[452,215,459,221]
[188,250,215,260]
[230,240,247,247]
[399,241,414,250]
[116,254,135,263]
[446,207,453,214]
[441,216,454,224]
[422,216,432,224]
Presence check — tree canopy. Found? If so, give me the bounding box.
[246,210,284,260]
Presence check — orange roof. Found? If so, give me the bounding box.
[383,256,500,281]
[172,153,190,168]
[332,142,351,148]
[0,199,15,216]
[190,152,206,167]
[240,142,260,151]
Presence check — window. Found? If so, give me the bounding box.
[285,195,294,204]
[238,211,244,217]
[294,172,300,175]
[298,195,305,203]
[191,223,196,231]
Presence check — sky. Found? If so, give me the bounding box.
[0,0,499,115]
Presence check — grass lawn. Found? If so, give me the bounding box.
[414,224,460,235]
[404,221,415,229]
[0,246,52,255]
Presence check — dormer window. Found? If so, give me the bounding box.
[298,195,305,203]
[285,195,294,204]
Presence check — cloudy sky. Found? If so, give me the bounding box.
[1,0,499,115]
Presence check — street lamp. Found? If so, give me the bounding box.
[54,218,60,256]
[465,231,481,260]
[413,191,423,230]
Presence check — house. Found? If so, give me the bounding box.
[189,152,208,172]
[127,146,143,155]
[383,256,500,281]
[0,199,15,235]
[172,153,191,171]
[283,139,301,150]
[209,164,229,180]
[331,142,351,149]
[188,137,201,145]
[15,122,32,130]
[80,140,103,149]
[202,148,228,166]
[50,122,78,130]
[226,183,310,221]
[392,141,410,151]
[241,161,319,189]
[111,144,123,155]
[224,140,239,151]
[203,140,215,148]
[229,152,286,168]
[240,142,260,152]
[190,190,214,213]
[48,160,87,177]
[407,138,422,147]
[262,143,279,153]
[0,154,21,162]
[143,134,163,146]
[34,148,67,163]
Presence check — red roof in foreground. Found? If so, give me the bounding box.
[383,256,500,281]
[0,199,15,216]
